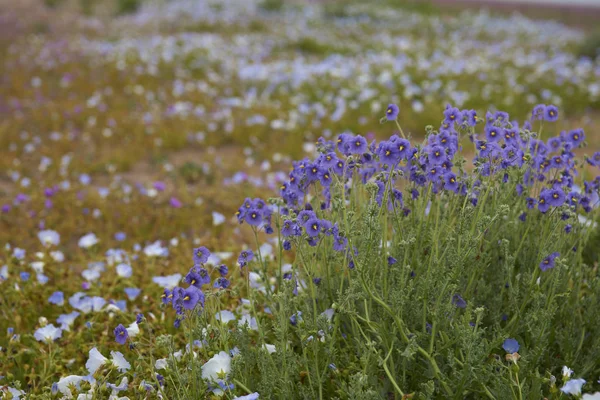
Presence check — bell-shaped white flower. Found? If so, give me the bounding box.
[86,347,108,375]
[201,351,231,382]
[561,379,586,396]
[110,351,131,372]
[34,324,62,342]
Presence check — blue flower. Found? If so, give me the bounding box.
[502,338,520,353]
[385,104,399,121]
[540,252,559,272]
[238,250,255,267]
[182,287,204,310]
[305,218,321,237]
[452,294,467,309]
[48,291,64,306]
[193,247,211,265]
[114,324,129,345]
[124,287,141,300]
[348,135,368,155]
[544,105,558,122]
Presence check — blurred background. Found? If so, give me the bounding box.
[1,0,599,243]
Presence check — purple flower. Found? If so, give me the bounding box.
[170,197,182,208]
[213,277,230,289]
[540,252,559,272]
[114,324,129,345]
[566,129,584,147]
[182,287,204,310]
[245,209,263,226]
[218,264,228,276]
[443,107,461,124]
[385,104,399,120]
[161,289,173,304]
[587,151,600,167]
[348,135,368,155]
[305,218,321,237]
[428,145,446,164]
[452,294,467,309]
[444,173,459,193]
[532,104,546,120]
[502,338,520,353]
[185,270,208,289]
[485,125,501,143]
[333,234,348,252]
[544,105,558,122]
[193,247,211,265]
[153,181,166,192]
[547,188,565,207]
[238,249,254,267]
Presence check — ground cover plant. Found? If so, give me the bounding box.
[1,0,600,399]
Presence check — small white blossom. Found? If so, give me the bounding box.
[78,233,99,249]
[38,230,60,247]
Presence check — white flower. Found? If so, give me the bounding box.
[155,358,168,370]
[262,344,276,354]
[238,314,258,330]
[78,233,99,249]
[34,324,62,342]
[583,393,600,400]
[107,377,128,396]
[215,310,236,324]
[116,263,133,278]
[234,393,260,400]
[563,366,574,378]
[38,230,60,247]
[143,241,169,257]
[87,348,130,375]
[201,351,231,382]
[50,250,65,262]
[561,379,586,395]
[55,375,85,398]
[5,387,25,399]
[212,211,225,226]
[57,312,80,331]
[126,321,139,337]
[110,351,131,372]
[152,273,182,289]
[30,261,45,273]
[86,347,108,375]
[82,269,101,282]
[77,395,93,400]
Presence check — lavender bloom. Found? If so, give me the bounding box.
[238,250,254,267]
[193,247,211,265]
[114,324,129,345]
[348,135,368,155]
[540,252,559,271]
[182,287,204,310]
[544,105,558,122]
[452,294,467,309]
[385,104,399,120]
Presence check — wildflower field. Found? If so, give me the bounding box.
[1,0,600,398]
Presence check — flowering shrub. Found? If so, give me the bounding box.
[26,103,594,400]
